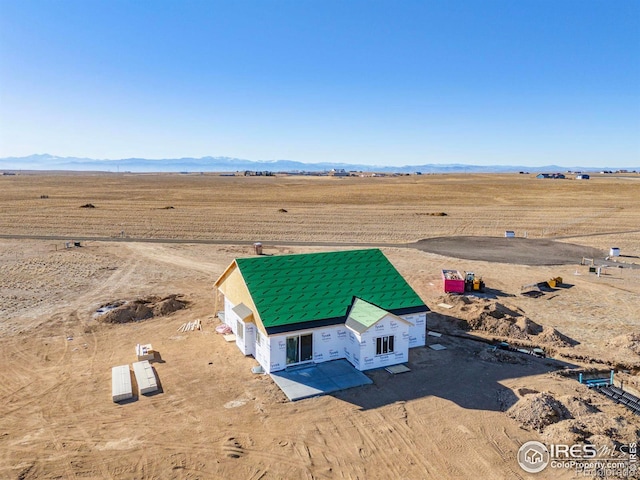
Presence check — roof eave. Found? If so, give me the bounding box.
[389,305,430,316]
[213,259,239,289]
[264,316,346,335]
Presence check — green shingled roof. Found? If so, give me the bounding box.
[235,249,425,329]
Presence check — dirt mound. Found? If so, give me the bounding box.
[557,395,599,418]
[541,413,636,448]
[153,295,188,316]
[452,298,542,339]
[477,348,528,364]
[537,327,578,347]
[507,392,571,431]
[98,295,188,324]
[441,296,576,348]
[541,419,588,444]
[606,333,640,356]
[517,387,539,397]
[507,391,637,446]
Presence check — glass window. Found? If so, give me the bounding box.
[375,335,394,355]
[236,319,244,340]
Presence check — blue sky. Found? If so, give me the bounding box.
[1,0,639,167]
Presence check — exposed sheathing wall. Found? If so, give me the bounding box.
[217,265,265,334]
[348,314,410,371]
[402,312,428,347]
[267,325,349,373]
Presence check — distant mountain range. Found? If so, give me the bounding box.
[0,154,637,174]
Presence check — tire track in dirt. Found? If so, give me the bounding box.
[485,426,526,480]
[371,403,439,476]
[41,371,115,480]
[125,243,229,275]
[347,413,408,479]
[88,432,312,475]
[407,400,527,480]
[0,333,66,406]
[76,252,142,305]
[1,376,69,418]
[407,400,478,478]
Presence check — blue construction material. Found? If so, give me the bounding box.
[579,370,614,387]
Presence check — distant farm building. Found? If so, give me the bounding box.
[214,249,429,373]
[328,168,349,177]
[536,173,565,179]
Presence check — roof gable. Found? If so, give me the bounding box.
[234,249,427,330]
[345,298,411,334]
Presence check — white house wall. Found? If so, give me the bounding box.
[400,312,428,348]
[223,299,255,356]
[345,330,361,369]
[222,298,428,373]
[238,320,255,357]
[267,325,349,373]
[223,297,235,328]
[313,326,348,364]
[255,329,270,372]
[347,314,410,371]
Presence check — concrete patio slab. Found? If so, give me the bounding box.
[270,359,373,401]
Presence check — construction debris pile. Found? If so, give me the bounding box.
[98,295,188,324]
[606,333,640,356]
[177,319,202,332]
[437,295,575,347]
[508,389,638,448]
[508,392,570,431]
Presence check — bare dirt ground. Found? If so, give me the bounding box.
[0,173,639,479]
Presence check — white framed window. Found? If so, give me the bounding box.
[236,319,244,340]
[376,335,394,355]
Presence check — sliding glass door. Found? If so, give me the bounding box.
[286,333,313,365]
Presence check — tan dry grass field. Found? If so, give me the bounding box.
[0,172,639,480]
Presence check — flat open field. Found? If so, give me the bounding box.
[1,173,639,479]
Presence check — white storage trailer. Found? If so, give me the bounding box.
[111,365,133,402]
[133,360,158,394]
